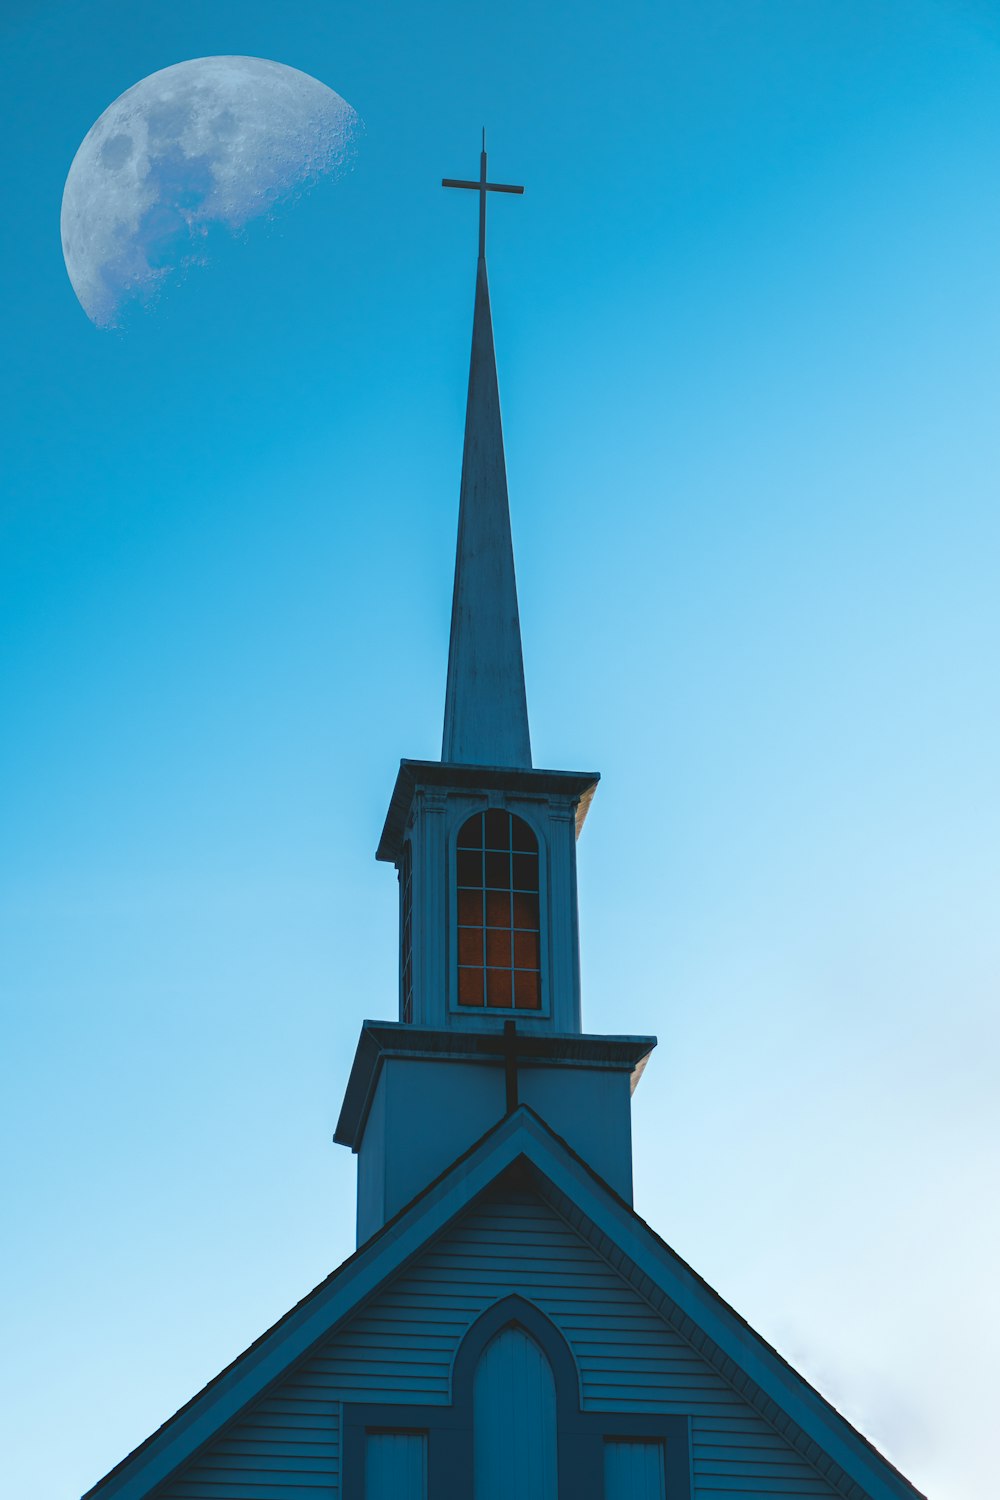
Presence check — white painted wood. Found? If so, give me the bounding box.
[93,1117,918,1500]
[358,1053,635,1238]
[323,1189,844,1499]
[365,1431,427,1500]
[604,1438,666,1500]
[545,797,582,1031]
[412,787,447,1030]
[473,1325,557,1500]
[383,768,593,1038]
[156,1390,339,1498]
[442,256,532,771]
[135,1158,849,1500]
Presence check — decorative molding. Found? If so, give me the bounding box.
[342,1294,691,1500]
[377,760,599,863]
[81,1111,924,1500]
[334,1025,654,1150]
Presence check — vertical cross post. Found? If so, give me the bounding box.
[479,1019,525,1116]
[442,131,524,259]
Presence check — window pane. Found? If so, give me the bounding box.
[456,810,541,1016]
[486,968,513,1006]
[457,815,483,849]
[458,889,483,925]
[458,927,483,965]
[510,816,536,853]
[459,967,484,1006]
[513,968,541,1009]
[485,928,512,967]
[512,891,538,930]
[484,850,510,889]
[513,929,538,968]
[483,809,510,850]
[485,890,510,927]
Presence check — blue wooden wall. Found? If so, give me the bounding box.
[364,1431,426,1500]
[604,1439,667,1500]
[157,1186,851,1499]
[154,1379,340,1498]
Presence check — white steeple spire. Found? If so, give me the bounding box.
[441,140,531,768]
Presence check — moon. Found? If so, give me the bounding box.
[61,56,361,328]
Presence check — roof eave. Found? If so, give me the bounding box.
[334,1021,656,1150]
[82,1109,927,1500]
[376,758,600,863]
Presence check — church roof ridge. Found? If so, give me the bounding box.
[83,1106,926,1500]
[80,1107,521,1500]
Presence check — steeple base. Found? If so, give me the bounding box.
[335,1022,655,1245]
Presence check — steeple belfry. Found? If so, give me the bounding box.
[83,126,926,1500]
[344,140,632,1242]
[441,140,531,768]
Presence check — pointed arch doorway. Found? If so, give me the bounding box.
[473,1322,558,1500]
[341,1292,691,1499]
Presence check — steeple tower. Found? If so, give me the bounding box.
[83,140,926,1500]
[335,143,654,1245]
[441,138,531,767]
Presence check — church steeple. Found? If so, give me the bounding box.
[336,143,654,1245]
[442,139,531,768]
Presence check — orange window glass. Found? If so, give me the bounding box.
[456,810,540,1010]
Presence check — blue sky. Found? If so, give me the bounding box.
[2,2,999,1496]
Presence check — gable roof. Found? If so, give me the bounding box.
[83,1107,925,1500]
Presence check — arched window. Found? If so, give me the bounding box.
[342,1295,690,1499]
[456,810,540,1010]
[473,1324,558,1500]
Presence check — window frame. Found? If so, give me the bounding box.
[448,804,551,1020]
[603,1434,668,1500]
[341,1297,692,1500]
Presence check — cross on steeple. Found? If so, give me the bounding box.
[443,130,524,259]
[440,133,532,768]
[480,1019,526,1115]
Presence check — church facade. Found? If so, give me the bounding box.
[84,149,925,1500]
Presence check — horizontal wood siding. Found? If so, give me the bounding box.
[326,1186,846,1499]
[155,1390,338,1500]
[692,1413,847,1496]
[155,1185,848,1498]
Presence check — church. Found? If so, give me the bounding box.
[84,147,926,1500]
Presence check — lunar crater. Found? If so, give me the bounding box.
[61,55,360,327]
[100,134,134,169]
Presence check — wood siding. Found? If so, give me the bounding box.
[157,1186,850,1500]
[604,1438,667,1500]
[156,1384,340,1499]
[365,1432,427,1500]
